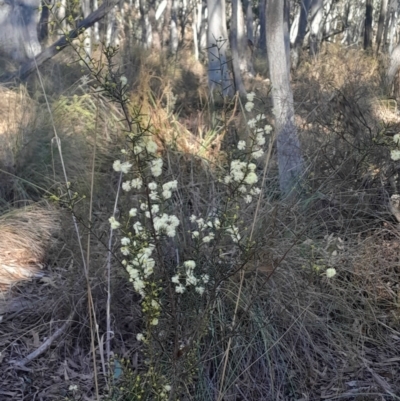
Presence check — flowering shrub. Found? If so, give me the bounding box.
[103,91,276,397]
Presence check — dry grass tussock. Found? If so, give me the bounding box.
[0,203,60,290]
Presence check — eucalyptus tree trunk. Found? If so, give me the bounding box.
[266,0,304,196]
[170,0,179,53]
[258,0,267,54]
[230,0,246,94]
[309,0,324,57]
[180,0,188,42]
[388,43,400,90]
[291,0,312,68]
[92,0,100,43]
[192,0,200,59]
[363,0,373,50]
[149,0,161,50]
[139,0,152,49]
[388,0,399,54]
[81,0,92,56]
[341,2,353,46]
[283,0,290,71]
[376,0,388,52]
[105,4,119,47]
[160,0,171,48]
[324,0,335,40]
[207,0,233,97]
[244,0,254,44]
[199,0,208,55]
[57,0,67,31]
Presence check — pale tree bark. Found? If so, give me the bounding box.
[105,4,120,47]
[309,0,324,57]
[290,0,312,68]
[160,0,171,48]
[323,0,335,40]
[388,0,398,54]
[290,0,312,46]
[283,0,290,71]
[266,0,304,196]
[192,0,200,59]
[93,0,100,42]
[149,0,161,50]
[230,0,247,94]
[341,2,353,46]
[355,4,367,45]
[180,0,187,41]
[363,0,373,50]
[199,0,207,54]
[383,0,394,49]
[81,0,92,56]
[376,0,388,53]
[57,0,67,31]
[139,0,152,49]
[207,0,233,97]
[387,43,400,89]
[170,0,179,53]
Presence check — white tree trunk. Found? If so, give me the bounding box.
[199,1,208,55]
[56,0,67,31]
[139,0,152,49]
[93,0,100,42]
[230,0,246,94]
[170,0,179,53]
[106,5,119,47]
[388,1,398,54]
[290,0,312,68]
[266,0,303,196]
[192,0,200,59]
[309,0,324,56]
[81,0,92,57]
[207,0,233,97]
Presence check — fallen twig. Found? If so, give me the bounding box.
[11,310,75,368]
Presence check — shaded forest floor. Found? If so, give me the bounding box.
[1,44,400,400]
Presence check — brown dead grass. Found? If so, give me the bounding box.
[0,86,34,166]
[0,204,60,290]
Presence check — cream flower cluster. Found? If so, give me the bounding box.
[189,214,222,243]
[245,91,255,112]
[153,213,180,237]
[224,161,261,203]
[113,160,132,174]
[110,162,181,297]
[226,225,241,243]
[127,135,158,157]
[171,260,209,295]
[123,243,156,295]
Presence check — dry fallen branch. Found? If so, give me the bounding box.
[10,310,75,368]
